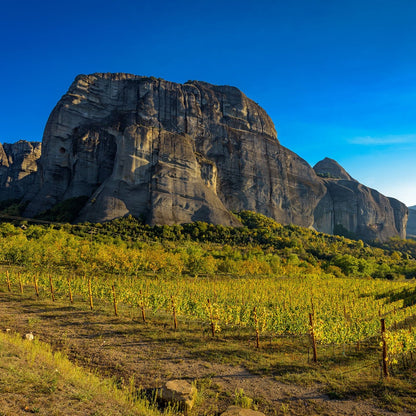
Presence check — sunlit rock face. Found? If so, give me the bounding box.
[3,72,406,241]
[23,73,327,228]
[0,140,41,201]
[313,158,407,241]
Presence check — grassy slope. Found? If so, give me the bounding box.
[0,330,162,416]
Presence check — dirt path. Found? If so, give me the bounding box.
[0,294,412,416]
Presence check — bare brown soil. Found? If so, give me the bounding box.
[0,292,413,416]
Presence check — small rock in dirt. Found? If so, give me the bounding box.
[160,379,197,412]
[221,406,265,416]
[25,332,34,341]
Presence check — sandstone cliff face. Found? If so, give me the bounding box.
[3,72,405,241]
[23,73,327,228]
[0,140,41,201]
[313,158,407,240]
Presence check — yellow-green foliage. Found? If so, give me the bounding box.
[385,328,416,365]
[0,213,415,280]
[5,268,416,347]
[1,214,416,351]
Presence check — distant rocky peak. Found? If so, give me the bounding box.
[0,140,41,201]
[313,157,354,181]
[3,140,41,158]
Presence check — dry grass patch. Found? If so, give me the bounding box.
[0,330,165,416]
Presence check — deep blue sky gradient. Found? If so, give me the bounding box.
[1,0,415,205]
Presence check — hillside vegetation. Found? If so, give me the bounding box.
[1,211,415,280]
[2,212,416,414]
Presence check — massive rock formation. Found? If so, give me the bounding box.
[313,158,407,241]
[0,140,41,201]
[23,73,328,228]
[0,73,408,241]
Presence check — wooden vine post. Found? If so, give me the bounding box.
[6,271,11,292]
[343,304,349,321]
[67,278,73,304]
[112,284,118,316]
[253,306,260,348]
[309,312,318,363]
[49,274,55,302]
[18,272,23,295]
[207,299,216,337]
[33,275,39,297]
[139,289,146,323]
[310,297,315,317]
[88,278,94,310]
[171,295,177,330]
[381,318,389,378]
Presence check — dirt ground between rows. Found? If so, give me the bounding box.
[0,293,413,416]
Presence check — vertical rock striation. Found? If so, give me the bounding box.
[24,73,327,228]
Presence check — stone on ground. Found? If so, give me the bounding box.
[221,406,265,416]
[160,379,197,412]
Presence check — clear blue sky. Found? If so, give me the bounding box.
[1,0,415,205]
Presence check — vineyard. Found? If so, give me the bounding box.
[4,269,416,363]
[1,212,416,375]
[0,212,416,409]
